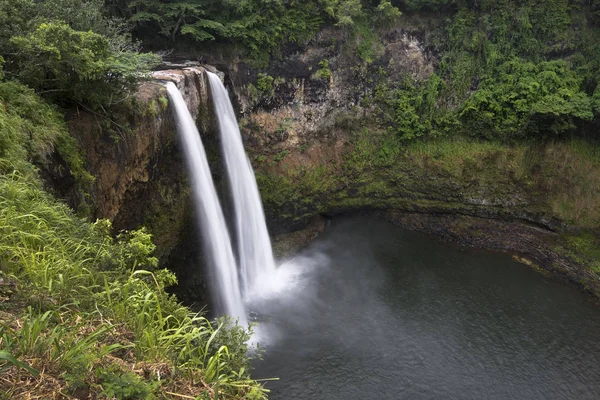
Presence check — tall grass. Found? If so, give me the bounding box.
[0,81,266,398]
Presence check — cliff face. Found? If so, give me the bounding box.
[56,21,599,304]
[212,24,600,296]
[66,67,217,304]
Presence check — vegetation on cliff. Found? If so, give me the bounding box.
[110,0,599,141]
[0,0,159,109]
[241,1,600,293]
[365,0,600,141]
[108,0,400,62]
[239,1,599,225]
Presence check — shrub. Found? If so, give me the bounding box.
[315,59,332,80]
[460,59,594,139]
[6,22,159,108]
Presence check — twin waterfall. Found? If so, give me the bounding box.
[166,72,276,324]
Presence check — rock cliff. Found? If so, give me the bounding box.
[214,25,600,297]
[66,67,217,305]
[58,24,600,305]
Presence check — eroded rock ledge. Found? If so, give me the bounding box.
[381,212,599,297]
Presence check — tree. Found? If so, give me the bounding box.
[0,0,35,50]
[460,59,594,139]
[375,0,402,27]
[7,23,159,108]
[128,0,227,42]
[320,0,365,27]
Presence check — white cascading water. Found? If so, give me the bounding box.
[166,82,247,325]
[207,72,277,298]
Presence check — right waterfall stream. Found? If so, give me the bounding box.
[207,72,277,300]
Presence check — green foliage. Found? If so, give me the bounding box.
[335,1,400,64]
[593,86,600,115]
[274,150,289,162]
[128,0,225,42]
[114,228,159,271]
[256,73,275,93]
[117,0,401,63]
[354,22,382,64]
[6,22,159,108]
[374,0,402,26]
[392,86,427,140]
[248,73,284,104]
[328,0,364,27]
[37,0,118,34]
[119,0,328,62]
[0,0,159,109]
[372,73,456,140]
[0,81,66,163]
[227,1,324,63]
[158,95,169,110]
[0,0,35,49]
[0,0,133,43]
[0,80,93,190]
[315,59,332,80]
[460,59,594,139]
[357,0,600,141]
[97,366,158,400]
[55,134,95,191]
[562,232,600,272]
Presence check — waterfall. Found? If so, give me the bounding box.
[166,82,247,325]
[207,72,277,298]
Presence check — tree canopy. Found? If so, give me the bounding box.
[0,0,598,137]
[0,0,159,109]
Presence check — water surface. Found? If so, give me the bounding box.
[251,217,600,399]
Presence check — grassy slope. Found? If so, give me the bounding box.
[0,82,266,399]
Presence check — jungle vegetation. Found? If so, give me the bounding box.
[0,0,599,398]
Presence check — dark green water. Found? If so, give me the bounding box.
[251,217,600,399]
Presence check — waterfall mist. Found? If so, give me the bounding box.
[166,82,247,325]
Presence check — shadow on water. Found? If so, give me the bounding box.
[249,216,600,400]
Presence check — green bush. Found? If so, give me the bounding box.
[316,59,332,80]
[0,80,93,192]
[372,73,454,140]
[6,22,159,108]
[97,366,158,400]
[460,59,594,139]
